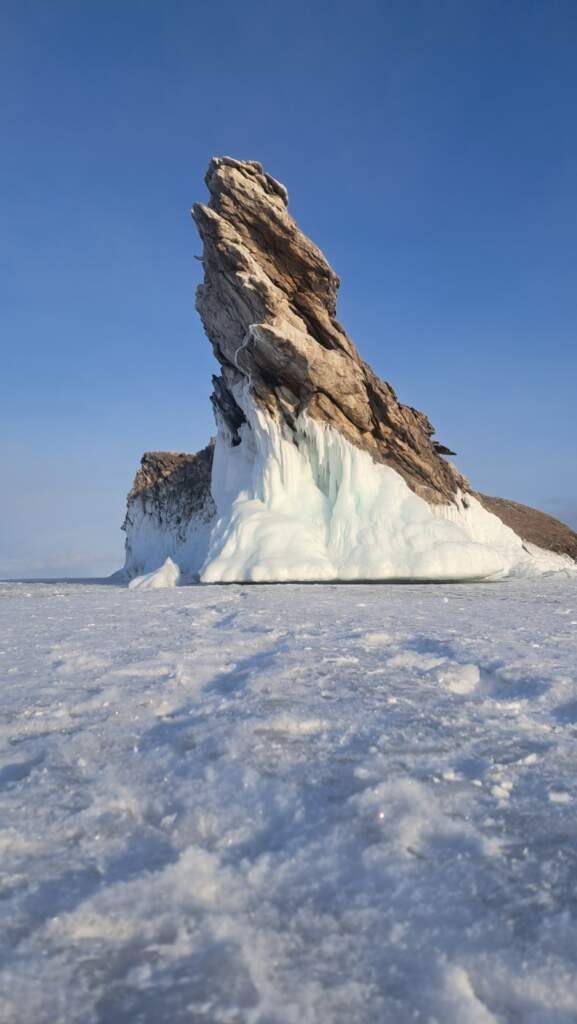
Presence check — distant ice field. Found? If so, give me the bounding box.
[1,575,577,1023]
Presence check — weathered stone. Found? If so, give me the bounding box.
[478,495,577,562]
[192,156,466,505]
[123,444,215,544]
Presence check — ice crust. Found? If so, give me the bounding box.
[199,388,572,583]
[3,575,577,1022]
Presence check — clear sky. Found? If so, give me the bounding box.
[1,0,576,577]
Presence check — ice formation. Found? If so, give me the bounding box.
[200,386,574,583]
[123,386,574,584]
[124,503,212,581]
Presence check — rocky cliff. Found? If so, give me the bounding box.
[122,445,215,578]
[121,158,577,583]
[192,157,465,506]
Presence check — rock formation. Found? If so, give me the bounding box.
[192,157,465,506]
[121,157,577,583]
[122,445,215,579]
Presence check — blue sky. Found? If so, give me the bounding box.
[1,0,576,577]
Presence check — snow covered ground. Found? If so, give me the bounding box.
[1,574,577,1023]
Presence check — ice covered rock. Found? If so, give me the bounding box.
[192,156,466,507]
[121,157,577,583]
[123,446,215,579]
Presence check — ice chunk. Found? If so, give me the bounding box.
[128,556,180,591]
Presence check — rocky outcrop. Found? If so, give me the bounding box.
[122,445,215,578]
[120,157,577,580]
[479,495,577,562]
[192,157,467,505]
[123,446,215,537]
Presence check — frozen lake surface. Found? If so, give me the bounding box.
[1,575,577,1023]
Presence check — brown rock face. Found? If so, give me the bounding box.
[123,445,215,542]
[478,495,577,562]
[192,156,467,504]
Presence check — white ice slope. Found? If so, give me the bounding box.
[198,387,572,583]
[125,389,574,586]
[128,556,181,591]
[123,502,213,582]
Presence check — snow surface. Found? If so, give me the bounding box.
[129,388,572,583]
[2,574,577,1022]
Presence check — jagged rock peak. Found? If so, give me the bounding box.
[191,156,467,505]
[206,156,290,208]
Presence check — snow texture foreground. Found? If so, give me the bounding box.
[1,576,577,1023]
